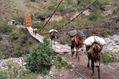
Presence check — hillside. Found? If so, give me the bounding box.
[0,0,119,79]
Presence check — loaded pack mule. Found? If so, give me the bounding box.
[49,29,58,46]
[70,33,84,61]
[86,42,103,79]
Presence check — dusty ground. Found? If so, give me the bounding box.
[59,53,119,79]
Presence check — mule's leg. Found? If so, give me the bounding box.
[51,40,52,47]
[87,53,90,68]
[91,59,95,75]
[54,39,55,45]
[97,66,101,79]
[75,47,79,58]
[78,53,80,61]
[76,47,80,61]
[71,45,74,57]
[87,53,91,68]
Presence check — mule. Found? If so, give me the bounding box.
[70,33,84,61]
[33,28,38,35]
[86,42,103,79]
[50,31,57,46]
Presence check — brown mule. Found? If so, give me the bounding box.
[70,33,84,61]
[86,42,103,79]
[50,31,57,46]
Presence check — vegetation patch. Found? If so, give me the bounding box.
[53,55,72,69]
[25,36,54,75]
[25,36,71,76]
[12,16,25,25]
[0,60,35,79]
[102,51,119,63]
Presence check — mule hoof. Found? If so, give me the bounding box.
[87,64,89,68]
[78,57,80,62]
[91,73,95,76]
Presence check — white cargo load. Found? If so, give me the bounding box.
[84,36,106,46]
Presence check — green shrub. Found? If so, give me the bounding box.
[77,0,81,5]
[0,51,4,59]
[93,0,107,8]
[0,22,15,33]
[78,0,91,7]
[25,36,54,75]
[54,55,70,69]
[102,51,118,63]
[57,4,66,12]
[13,16,25,25]
[88,12,98,21]
[10,32,20,40]
[18,28,28,35]
[32,22,42,30]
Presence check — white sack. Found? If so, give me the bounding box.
[84,36,106,46]
[49,29,58,33]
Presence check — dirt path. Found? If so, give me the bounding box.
[62,53,119,79]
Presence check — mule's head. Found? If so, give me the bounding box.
[92,42,102,53]
[50,31,55,36]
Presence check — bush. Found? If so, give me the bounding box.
[32,22,41,29]
[57,4,66,12]
[18,28,28,35]
[77,0,81,5]
[0,22,15,33]
[25,37,54,75]
[88,12,98,21]
[93,0,107,8]
[12,16,25,25]
[77,0,91,7]
[10,32,20,40]
[54,55,70,69]
[102,51,118,63]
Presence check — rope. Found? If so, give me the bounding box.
[40,0,63,31]
[59,0,97,30]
